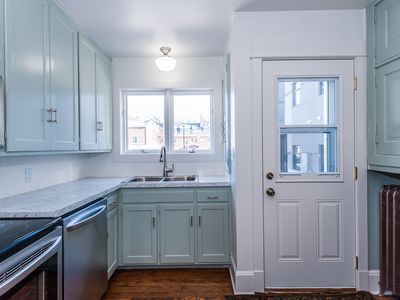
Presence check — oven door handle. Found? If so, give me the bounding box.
[66,205,106,232]
[0,229,62,297]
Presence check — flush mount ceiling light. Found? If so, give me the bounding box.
[155,47,176,72]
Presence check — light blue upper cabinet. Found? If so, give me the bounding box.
[375,0,400,66]
[0,0,4,79]
[79,35,98,151]
[96,54,112,150]
[5,0,51,151]
[368,0,400,172]
[79,34,112,151]
[49,3,79,151]
[4,0,79,152]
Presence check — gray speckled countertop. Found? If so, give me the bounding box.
[0,176,230,218]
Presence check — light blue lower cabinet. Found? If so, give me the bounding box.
[197,203,230,263]
[121,204,158,264]
[119,188,230,266]
[160,204,195,263]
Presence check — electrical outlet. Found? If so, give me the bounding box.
[25,168,32,183]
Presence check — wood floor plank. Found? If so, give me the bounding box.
[102,268,233,299]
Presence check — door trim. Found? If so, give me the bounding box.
[249,57,368,292]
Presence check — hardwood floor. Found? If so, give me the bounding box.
[102,268,234,299]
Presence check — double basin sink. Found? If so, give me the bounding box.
[125,175,197,183]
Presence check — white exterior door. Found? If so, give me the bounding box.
[263,60,356,288]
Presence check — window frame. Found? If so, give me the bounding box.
[121,88,214,156]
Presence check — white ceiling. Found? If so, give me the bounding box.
[56,0,371,58]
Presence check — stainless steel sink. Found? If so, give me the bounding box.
[124,175,197,183]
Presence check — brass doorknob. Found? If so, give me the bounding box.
[266,188,275,197]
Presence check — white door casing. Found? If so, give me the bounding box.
[263,60,356,288]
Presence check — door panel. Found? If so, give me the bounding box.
[122,204,157,264]
[5,0,50,151]
[79,35,98,150]
[263,60,355,288]
[160,204,195,264]
[50,4,79,150]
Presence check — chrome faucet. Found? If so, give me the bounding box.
[159,146,174,177]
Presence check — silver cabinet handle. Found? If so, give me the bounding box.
[198,216,201,226]
[152,216,156,228]
[207,196,219,200]
[52,108,57,123]
[66,205,106,231]
[46,108,53,123]
[190,216,193,227]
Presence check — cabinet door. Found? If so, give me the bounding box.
[197,203,229,263]
[107,207,118,279]
[49,4,79,150]
[5,0,51,151]
[96,54,112,150]
[160,204,195,264]
[122,204,157,264]
[79,35,98,150]
[375,0,400,65]
[376,59,400,156]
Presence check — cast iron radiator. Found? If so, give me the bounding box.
[380,185,400,296]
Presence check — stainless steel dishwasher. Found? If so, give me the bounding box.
[63,198,108,300]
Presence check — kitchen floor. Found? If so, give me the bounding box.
[102,268,233,299]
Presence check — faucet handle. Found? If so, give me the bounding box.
[171,163,175,172]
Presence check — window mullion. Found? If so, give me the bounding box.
[165,89,172,152]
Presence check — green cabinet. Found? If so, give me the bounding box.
[160,203,195,264]
[79,34,112,151]
[368,0,400,172]
[4,0,79,152]
[120,187,230,266]
[121,204,158,264]
[107,193,119,279]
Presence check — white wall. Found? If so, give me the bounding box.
[0,154,90,199]
[229,10,366,293]
[85,56,226,177]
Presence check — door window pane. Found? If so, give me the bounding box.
[126,94,164,151]
[278,79,337,126]
[280,128,338,174]
[173,93,211,152]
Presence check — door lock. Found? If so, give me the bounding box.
[266,188,275,197]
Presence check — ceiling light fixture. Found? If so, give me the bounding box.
[155,47,176,72]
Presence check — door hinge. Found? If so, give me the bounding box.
[375,74,378,87]
[353,77,358,91]
[354,166,359,180]
[373,8,377,24]
[355,256,359,270]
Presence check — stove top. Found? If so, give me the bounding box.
[0,218,61,261]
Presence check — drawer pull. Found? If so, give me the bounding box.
[207,196,219,200]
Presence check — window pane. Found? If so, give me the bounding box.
[280,128,338,174]
[173,93,211,152]
[278,79,337,126]
[126,94,164,151]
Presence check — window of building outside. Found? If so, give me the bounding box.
[123,89,213,154]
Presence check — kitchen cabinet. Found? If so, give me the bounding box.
[107,193,119,279]
[120,187,230,266]
[160,203,195,263]
[367,0,400,172]
[121,204,158,264]
[79,34,112,151]
[4,0,79,152]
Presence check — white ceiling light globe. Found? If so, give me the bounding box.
[155,47,176,72]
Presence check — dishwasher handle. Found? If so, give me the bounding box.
[66,205,106,232]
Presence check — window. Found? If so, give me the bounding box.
[279,78,338,174]
[123,89,213,154]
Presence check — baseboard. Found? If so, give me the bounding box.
[368,270,380,295]
[229,255,255,294]
[357,270,369,291]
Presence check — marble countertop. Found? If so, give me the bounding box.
[0,176,231,218]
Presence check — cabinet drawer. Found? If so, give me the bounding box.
[196,189,229,202]
[121,189,195,203]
